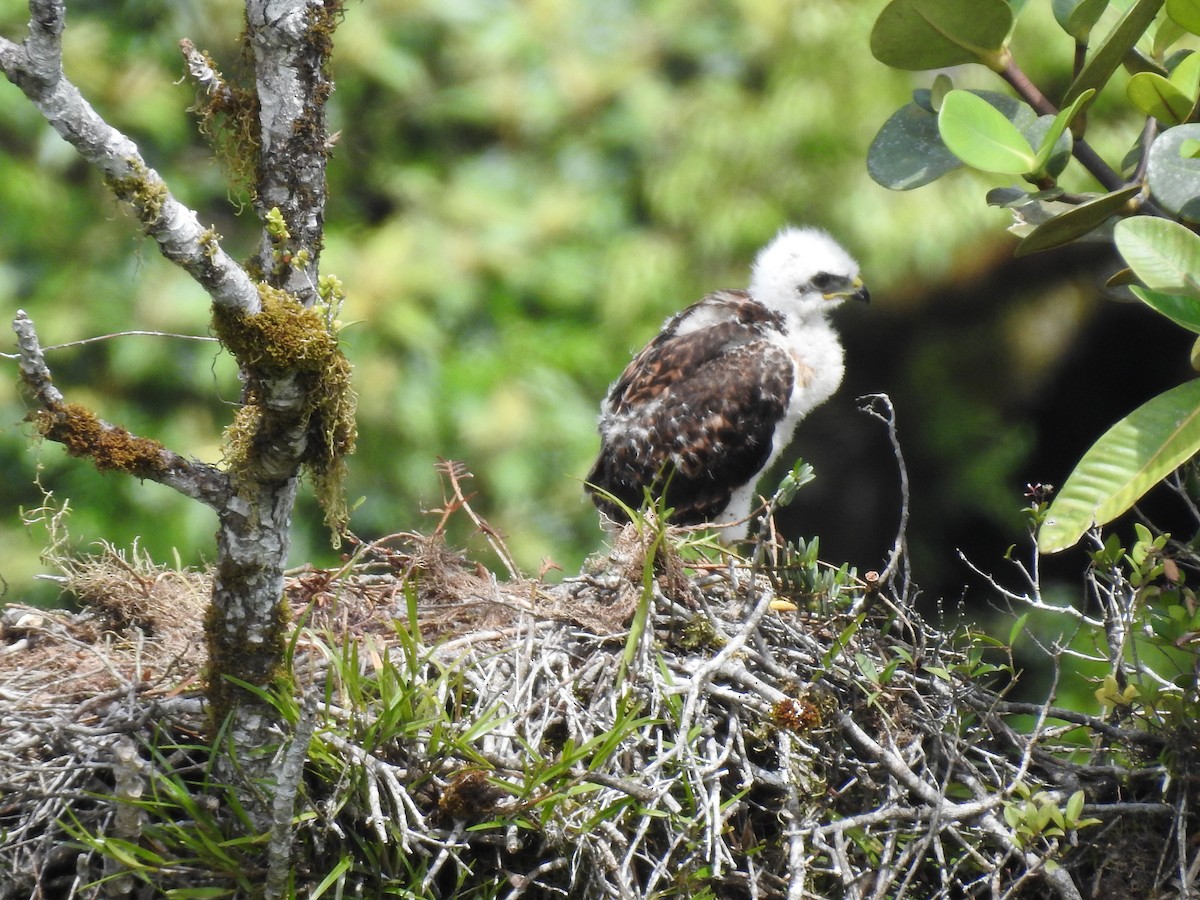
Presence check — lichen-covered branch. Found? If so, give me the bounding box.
[246,0,340,306]
[0,0,260,315]
[179,38,237,111]
[12,310,232,509]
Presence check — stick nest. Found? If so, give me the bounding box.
[0,526,1194,899]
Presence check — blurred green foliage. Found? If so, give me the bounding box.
[0,0,1119,603]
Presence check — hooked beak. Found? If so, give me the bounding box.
[825,275,870,304]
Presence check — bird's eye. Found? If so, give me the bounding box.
[808,272,842,292]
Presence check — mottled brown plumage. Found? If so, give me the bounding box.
[588,291,795,525]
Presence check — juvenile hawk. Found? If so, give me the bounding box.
[585,227,868,540]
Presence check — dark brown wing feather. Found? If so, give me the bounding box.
[586,293,794,525]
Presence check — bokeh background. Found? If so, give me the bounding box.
[1,0,1195,612]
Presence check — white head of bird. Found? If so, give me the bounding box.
[747,226,868,320]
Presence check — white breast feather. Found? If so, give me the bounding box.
[710,315,844,539]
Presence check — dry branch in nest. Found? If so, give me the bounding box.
[0,523,1195,900]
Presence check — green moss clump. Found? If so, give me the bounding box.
[213,284,357,540]
[198,228,223,261]
[189,56,261,196]
[33,402,170,479]
[676,614,727,651]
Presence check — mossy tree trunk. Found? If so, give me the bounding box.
[2,0,354,770]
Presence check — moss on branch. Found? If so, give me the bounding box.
[213,283,357,536]
[32,401,171,479]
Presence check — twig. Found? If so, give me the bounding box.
[858,393,911,595]
[436,459,522,580]
[11,310,232,509]
[178,38,237,109]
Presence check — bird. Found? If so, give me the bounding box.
[585,226,868,541]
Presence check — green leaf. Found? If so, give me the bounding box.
[869,90,1031,190]
[1038,379,1200,553]
[309,856,354,899]
[871,0,1013,71]
[1170,49,1200,99]
[1008,611,1031,646]
[1054,0,1110,39]
[987,187,1064,208]
[1024,117,1073,179]
[1128,72,1195,123]
[1168,0,1200,34]
[1065,0,1166,107]
[1003,803,1022,829]
[1148,124,1200,220]
[1114,216,1200,296]
[1014,185,1140,256]
[1155,16,1188,57]
[1132,286,1200,332]
[1030,89,1093,175]
[938,90,1036,174]
[1066,790,1086,822]
[931,73,954,110]
[869,103,954,189]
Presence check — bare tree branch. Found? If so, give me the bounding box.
[0,0,260,314]
[12,310,232,509]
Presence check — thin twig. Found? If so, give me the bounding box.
[858,393,911,595]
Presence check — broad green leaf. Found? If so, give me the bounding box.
[1030,89,1093,175]
[1168,0,1200,34]
[1114,216,1200,296]
[1170,50,1200,98]
[1014,185,1140,256]
[1054,0,1110,39]
[1128,72,1195,123]
[1155,16,1188,57]
[1131,286,1200,332]
[1148,124,1200,220]
[1039,379,1200,552]
[1065,0,1166,107]
[871,0,1012,71]
[869,101,964,189]
[870,90,1032,190]
[938,90,1035,174]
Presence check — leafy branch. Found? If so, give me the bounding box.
[869,0,1200,552]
